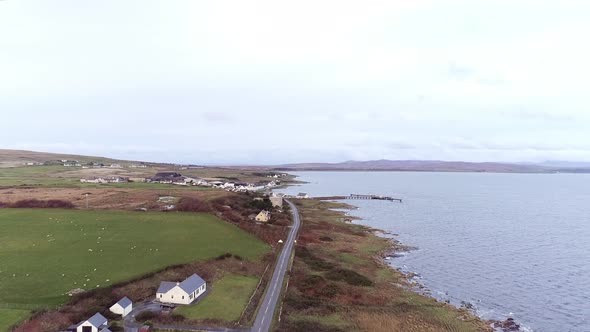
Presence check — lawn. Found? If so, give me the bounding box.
[0,309,30,332]
[0,209,269,321]
[175,274,259,322]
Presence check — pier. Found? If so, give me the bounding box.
[348,194,402,202]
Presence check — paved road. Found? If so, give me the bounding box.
[251,199,301,332]
[124,200,301,332]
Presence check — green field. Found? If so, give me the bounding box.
[0,209,269,328]
[175,274,259,322]
[0,309,30,332]
[0,166,208,190]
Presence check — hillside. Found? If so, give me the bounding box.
[0,149,137,168]
[271,159,581,173]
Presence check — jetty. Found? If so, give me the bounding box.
[348,194,402,202]
[312,194,403,202]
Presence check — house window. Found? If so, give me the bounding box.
[171,295,174,299]
[182,296,184,299]
[160,294,162,298]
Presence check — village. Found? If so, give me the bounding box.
[80,171,285,193]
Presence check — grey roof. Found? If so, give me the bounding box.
[100,329,112,332]
[87,312,108,328]
[179,274,206,294]
[157,281,177,294]
[114,296,132,309]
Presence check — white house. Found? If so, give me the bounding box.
[109,296,132,317]
[71,312,109,332]
[156,274,207,305]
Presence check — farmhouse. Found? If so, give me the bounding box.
[109,296,132,317]
[255,210,271,222]
[147,172,185,184]
[68,312,109,332]
[156,273,207,305]
[296,192,309,199]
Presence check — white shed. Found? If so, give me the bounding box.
[109,296,132,317]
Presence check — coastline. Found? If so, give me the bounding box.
[315,198,525,332]
[277,198,492,332]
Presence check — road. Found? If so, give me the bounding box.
[251,199,301,332]
[124,200,301,332]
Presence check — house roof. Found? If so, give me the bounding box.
[100,328,112,332]
[157,274,206,295]
[178,274,206,294]
[157,281,177,294]
[86,312,108,328]
[114,296,132,309]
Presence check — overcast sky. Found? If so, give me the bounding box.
[1,1,590,164]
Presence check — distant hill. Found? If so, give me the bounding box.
[271,159,590,173]
[0,149,140,167]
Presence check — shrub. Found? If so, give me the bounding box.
[176,197,212,212]
[299,275,325,291]
[216,253,233,260]
[247,198,273,211]
[319,236,333,242]
[135,311,157,322]
[9,199,74,209]
[296,247,335,271]
[282,319,345,332]
[325,268,373,287]
[317,282,340,298]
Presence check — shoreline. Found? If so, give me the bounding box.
[320,198,526,332]
[277,198,493,332]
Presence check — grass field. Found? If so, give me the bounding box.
[0,309,30,332]
[0,209,269,328]
[175,274,259,322]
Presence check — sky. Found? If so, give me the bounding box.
[1,0,590,164]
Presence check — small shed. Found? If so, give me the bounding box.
[109,296,132,317]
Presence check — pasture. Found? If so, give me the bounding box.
[175,274,259,322]
[0,209,269,329]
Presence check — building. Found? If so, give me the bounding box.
[69,312,109,332]
[296,193,309,199]
[156,274,207,305]
[80,177,129,184]
[255,210,271,222]
[147,172,185,183]
[269,196,283,208]
[109,296,132,317]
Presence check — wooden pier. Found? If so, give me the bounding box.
[348,194,402,202]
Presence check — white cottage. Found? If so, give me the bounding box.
[109,296,132,317]
[156,274,207,305]
[70,312,109,332]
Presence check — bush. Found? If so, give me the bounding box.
[8,199,75,209]
[135,311,157,322]
[325,268,373,287]
[319,236,333,242]
[216,253,233,260]
[299,275,325,291]
[282,319,345,332]
[296,247,335,271]
[176,197,212,212]
[247,198,273,211]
